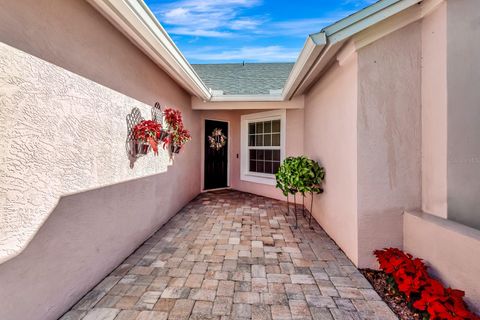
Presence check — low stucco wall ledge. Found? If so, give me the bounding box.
[403,210,480,312]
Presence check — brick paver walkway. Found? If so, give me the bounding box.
[62,190,397,320]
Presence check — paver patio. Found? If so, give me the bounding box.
[61,190,397,320]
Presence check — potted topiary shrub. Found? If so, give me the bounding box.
[275,156,325,228]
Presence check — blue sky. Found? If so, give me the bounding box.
[145,0,377,64]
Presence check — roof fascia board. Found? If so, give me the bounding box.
[293,41,345,95]
[282,36,326,100]
[352,4,421,50]
[325,0,420,44]
[285,0,421,97]
[192,95,304,110]
[87,0,211,100]
[321,0,403,36]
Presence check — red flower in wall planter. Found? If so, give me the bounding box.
[163,107,191,154]
[170,125,191,154]
[132,120,165,155]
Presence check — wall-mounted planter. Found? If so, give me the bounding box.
[126,103,191,166]
[171,144,182,154]
[131,140,150,156]
[159,129,169,141]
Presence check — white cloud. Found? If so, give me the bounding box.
[265,16,347,37]
[231,18,264,31]
[184,46,299,62]
[167,27,233,38]
[164,7,189,19]
[151,0,263,38]
[342,0,378,8]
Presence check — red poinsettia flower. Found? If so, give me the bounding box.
[132,120,162,155]
[161,108,191,153]
[375,248,479,320]
[163,107,184,130]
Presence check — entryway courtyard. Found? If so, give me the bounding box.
[61,190,397,320]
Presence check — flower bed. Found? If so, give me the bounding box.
[368,248,479,320]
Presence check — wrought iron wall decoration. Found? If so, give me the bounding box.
[126,102,191,166]
[126,107,147,160]
[125,102,191,167]
[126,102,167,165]
[151,102,163,123]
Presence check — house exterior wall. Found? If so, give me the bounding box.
[356,22,422,268]
[200,109,304,201]
[304,54,359,265]
[404,212,480,313]
[0,0,200,319]
[421,1,448,218]
[404,1,480,311]
[446,0,480,230]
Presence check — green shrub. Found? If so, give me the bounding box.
[275,156,325,197]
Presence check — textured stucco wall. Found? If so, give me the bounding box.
[404,2,480,312]
[0,42,170,262]
[0,0,201,319]
[404,212,480,313]
[304,54,359,265]
[446,0,480,230]
[200,109,304,201]
[421,2,448,218]
[357,22,422,268]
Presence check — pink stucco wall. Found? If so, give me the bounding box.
[421,1,448,218]
[356,22,422,268]
[304,54,359,265]
[303,23,422,269]
[200,109,304,201]
[446,0,480,229]
[0,0,200,319]
[404,1,480,311]
[404,211,480,313]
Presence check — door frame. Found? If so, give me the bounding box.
[202,118,231,191]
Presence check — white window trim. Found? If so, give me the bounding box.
[240,110,286,186]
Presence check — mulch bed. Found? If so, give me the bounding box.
[360,268,423,320]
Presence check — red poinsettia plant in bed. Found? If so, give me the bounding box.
[374,248,479,320]
[132,120,162,155]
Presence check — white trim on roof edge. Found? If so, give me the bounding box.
[282,0,422,99]
[87,0,211,100]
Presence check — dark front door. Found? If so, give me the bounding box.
[204,120,228,190]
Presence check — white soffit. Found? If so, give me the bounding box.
[87,0,211,100]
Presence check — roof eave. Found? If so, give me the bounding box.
[87,0,211,100]
[283,0,421,99]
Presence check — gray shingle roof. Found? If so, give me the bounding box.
[191,63,294,96]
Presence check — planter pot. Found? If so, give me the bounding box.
[171,144,182,154]
[160,130,169,141]
[132,140,150,155]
